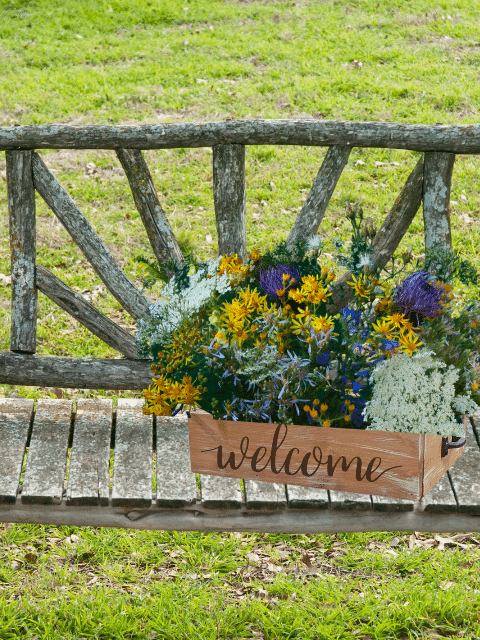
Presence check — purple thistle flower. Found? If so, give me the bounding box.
[259,264,301,303]
[394,271,446,321]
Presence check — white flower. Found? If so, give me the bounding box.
[306,235,323,252]
[363,349,478,437]
[356,252,374,269]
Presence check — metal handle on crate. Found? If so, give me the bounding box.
[441,435,467,458]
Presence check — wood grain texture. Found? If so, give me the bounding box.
[285,484,329,509]
[36,266,139,359]
[213,144,247,259]
[243,480,286,510]
[327,156,424,314]
[286,145,351,247]
[0,398,34,503]
[448,418,480,514]
[21,399,72,504]
[6,150,37,353]
[111,399,153,507]
[66,399,113,506]
[189,413,425,500]
[0,351,153,389]
[423,151,454,251]
[116,148,183,268]
[31,152,151,320]
[156,414,198,507]
[2,120,480,152]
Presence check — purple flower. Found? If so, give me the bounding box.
[394,271,446,320]
[259,264,301,303]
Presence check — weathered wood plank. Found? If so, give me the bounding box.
[286,484,329,509]
[6,150,37,353]
[420,473,457,513]
[21,399,72,504]
[2,121,480,153]
[328,490,373,510]
[328,156,424,314]
[371,495,414,512]
[0,352,153,389]
[116,148,183,268]
[31,152,151,320]
[243,480,286,510]
[66,399,113,506]
[448,418,480,514]
[156,414,198,507]
[111,399,153,507]
[199,475,243,509]
[213,144,247,259]
[3,500,480,533]
[423,151,455,251]
[286,145,351,248]
[0,398,34,503]
[36,266,138,359]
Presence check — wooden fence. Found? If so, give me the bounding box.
[0,119,469,390]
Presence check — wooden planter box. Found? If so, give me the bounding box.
[188,413,467,501]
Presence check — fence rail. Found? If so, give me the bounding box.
[0,119,471,389]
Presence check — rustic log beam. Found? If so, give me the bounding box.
[35,265,139,360]
[0,352,153,390]
[423,151,455,251]
[286,145,352,248]
[31,152,151,321]
[327,155,424,314]
[213,144,247,259]
[6,150,37,353]
[2,120,480,152]
[115,148,183,267]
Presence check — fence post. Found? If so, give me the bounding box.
[423,151,455,251]
[6,150,37,353]
[213,144,247,259]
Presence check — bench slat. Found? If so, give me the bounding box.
[371,495,414,512]
[286,484,329,509]
[448,419,480,514]
[0,399,34,502]
[421,474,457,512]
[156,415,198,507]
[199,474,243,509]
[66,399,112,506]
[243,480,286,510]
[111,399,153,507]
[329,490,372,510]
[22,399,72,504]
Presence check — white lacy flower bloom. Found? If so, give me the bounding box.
[356,252,374,269]
[363,349,478,437]
[306,235,323,252]
[137,257,232,349]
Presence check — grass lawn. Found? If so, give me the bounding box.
[1,0,480,637]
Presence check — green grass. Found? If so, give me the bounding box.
[1,0,480,637]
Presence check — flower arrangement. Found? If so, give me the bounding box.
[137,207,480,437]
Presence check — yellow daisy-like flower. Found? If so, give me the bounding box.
[389,312,409,329]
[347,274,369,299]
[288,288,306,304]
[371,318,394,339]
[397,331,423,356]
[310,314,335,334]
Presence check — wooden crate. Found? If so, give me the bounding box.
[188,413,467,500]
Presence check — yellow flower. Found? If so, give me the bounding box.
[344,415,351,422]
[323,420,331,428]
[310,409,319,419]
[389,312,409,329]
[288,288,306,303]
[398,331,423,356]
[310,314,335,334]
[372,318,394,339]
[472,383,479,391]
[320,403,328,412]
[347,274,369,298]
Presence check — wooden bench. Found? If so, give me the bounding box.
[1,119,480,532]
